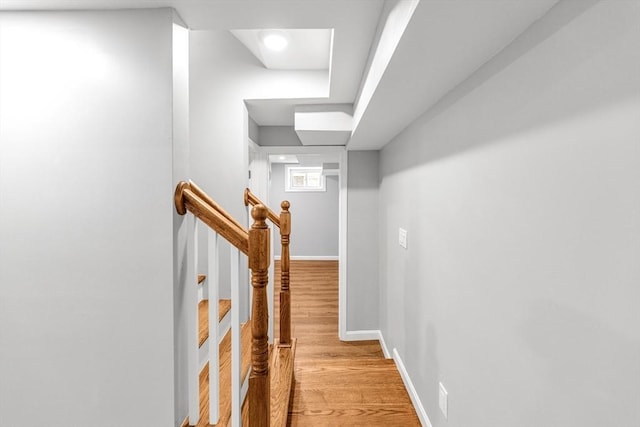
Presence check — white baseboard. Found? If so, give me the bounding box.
[342,329,381,342]
[377,330,391,359]
[392,348,432,427]
[274,255,339,261]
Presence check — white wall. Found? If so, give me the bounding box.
[190,30,328,221]
[258,126,303,147]
[346,151,379,331]
[189,30,330,304]
[171,18,191,427]
[270,163,339,258]
[378,1,640,426]
[0,9,183,426]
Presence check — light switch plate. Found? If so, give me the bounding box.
[439,382,448,419]
[399,228,407,249]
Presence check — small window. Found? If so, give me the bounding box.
[285,166,325,192]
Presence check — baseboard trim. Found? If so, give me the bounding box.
[377,330,391,359]
[274,255,339,261]
[392,348,432,427]
[342,329,380,342]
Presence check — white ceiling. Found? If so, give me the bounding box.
[348,0,560,150]
[231,28,333,70]
[1,0,561,150]
[269,153,340,167]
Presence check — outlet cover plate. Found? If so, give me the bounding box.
[399,228,408,249]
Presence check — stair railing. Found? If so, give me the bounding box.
[175,181,271,427]
[244,188,292,347]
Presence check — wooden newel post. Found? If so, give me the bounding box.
[279,200,291,347]
[248,205,270,427]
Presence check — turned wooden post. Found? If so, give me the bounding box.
[248,205,270,427]
[279,200,291,347]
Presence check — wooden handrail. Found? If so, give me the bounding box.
[191,180,247,232]
[244,188,292,347]
[175,181,249,255]
[245,188,280,227]
[176,182,283,425]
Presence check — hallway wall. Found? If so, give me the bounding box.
[0,9,183,427]
[346,151,380,331]
[269,163,339,258]
[378,1,640,426]
[189,30,328,303]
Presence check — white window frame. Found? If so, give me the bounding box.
[285,165,326,192]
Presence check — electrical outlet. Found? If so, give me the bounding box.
[439,382,448,419]
[399,228,408,249]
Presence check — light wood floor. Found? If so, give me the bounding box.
[276,260,421,426]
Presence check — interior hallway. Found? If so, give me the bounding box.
[275,260,420,426]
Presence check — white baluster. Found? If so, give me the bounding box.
[208,231,220,424]
[187,216,200,424]
[230,246,242,427]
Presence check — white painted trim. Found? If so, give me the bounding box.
[392,348,432,427]
[342,329,380,342]
[241,370,250,403]
[199,312,231,373]
[352,0,419,134]
[275,255,339,261]
[197,280,204,302]
[256,145,349,342]
[208,231,220,424]
[199,338,208,371]
[258,145,347,156]
[377,331,391,359]
[218,310,231,343]
[230,248,241,427]
[187,216,200,424]
[338,150,348,340]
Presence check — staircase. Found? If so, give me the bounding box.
[187,286,251,427]
[198,299,231,345]
[176,181,296,427]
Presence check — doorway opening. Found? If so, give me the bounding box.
[247,142,349,339]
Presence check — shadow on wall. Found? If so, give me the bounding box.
[380,0,633,176]
[520,299,640,425]
[173,210,189,425]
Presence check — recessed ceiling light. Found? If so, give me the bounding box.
[261,30,289,52]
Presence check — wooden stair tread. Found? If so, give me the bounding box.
[240,339,297,426]
[198,299,232,347]
[197,274,206,285]
[187,321,252,427]
[269,339,297,427]
[218,299,231,322]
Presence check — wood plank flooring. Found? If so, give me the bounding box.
[276,260,421,426]
[198,299,232,347]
